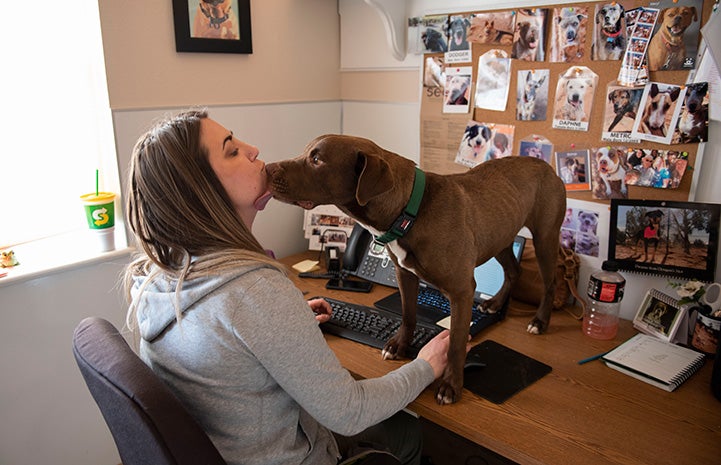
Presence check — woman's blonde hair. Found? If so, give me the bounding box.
[124,109,282,330]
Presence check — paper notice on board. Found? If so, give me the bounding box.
[421,85,469,174]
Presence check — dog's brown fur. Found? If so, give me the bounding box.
[266,135,566,404]
[647,6,697,71]
[192,0,239,40]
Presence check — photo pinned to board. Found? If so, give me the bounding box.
[518,136,552,164]
[423,56,445,88]
[623,148,689,189]
[443,66,473,114]
[646,0,703,71]
[516,69,549,121]
[446,14,473,63]
[420,15,449,53]
[592,2,627,61]
[631,82,685,144]
[561,205,601,257]
[556,148,591,191]
[468,10,515,45]
[671,81,709,144]
[617,7,658,87]
[590,146,629,200]
[455,121,515,168]
[512,8,548,62]
[602,82,644,143]
[474,50,511,111]
[552,66,598,131]
[549,6,589,63]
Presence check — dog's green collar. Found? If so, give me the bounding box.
[373,167,425,247]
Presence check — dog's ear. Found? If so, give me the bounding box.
[670,86,681,102]
[692,6,698,22]
[355,152,394,206]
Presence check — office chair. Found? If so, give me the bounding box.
[72,317,227,465]
[73,317,401,465]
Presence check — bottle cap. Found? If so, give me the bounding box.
[602,260,619,272]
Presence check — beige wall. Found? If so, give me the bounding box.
[98,0,342,109]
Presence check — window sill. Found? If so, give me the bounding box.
[0,227,133,288]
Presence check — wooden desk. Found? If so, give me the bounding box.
[281,252,720,465]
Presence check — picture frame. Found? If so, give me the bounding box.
[609,199,720,282]
[172,0,252,54]
[633,288,687,343]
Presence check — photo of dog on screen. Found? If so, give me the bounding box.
[609,199,721,282]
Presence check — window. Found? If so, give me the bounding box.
[0,1,118,248]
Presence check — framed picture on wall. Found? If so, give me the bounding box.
[172,0,252,54]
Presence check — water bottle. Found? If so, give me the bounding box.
[583,260,625,340]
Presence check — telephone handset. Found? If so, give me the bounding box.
[342,223,398,288]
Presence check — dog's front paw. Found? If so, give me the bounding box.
[526,318,547,334]
[382,335,407,360]
[435,381,462,405]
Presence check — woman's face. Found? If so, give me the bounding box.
[201,118,272,227]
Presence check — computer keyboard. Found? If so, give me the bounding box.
[416,287,496,335]
[317,296,442,357]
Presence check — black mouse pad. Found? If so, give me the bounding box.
[463,340,552,404]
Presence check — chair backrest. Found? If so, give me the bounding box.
[72,317,226,465]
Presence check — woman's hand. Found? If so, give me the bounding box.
[416,330,471,379]
[308,298,332,323]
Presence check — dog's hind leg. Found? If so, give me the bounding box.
[482,245,520,313]
[526,235,559,334]
[382,266,419,360]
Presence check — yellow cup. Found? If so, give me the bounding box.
[80,192,116,251]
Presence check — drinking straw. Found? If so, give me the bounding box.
[95,169,99,196]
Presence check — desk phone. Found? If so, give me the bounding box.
[342,224,398,288]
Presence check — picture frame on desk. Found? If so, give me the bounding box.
[633,288,688,344]
[172,0,253,54]
[608,199,720,282]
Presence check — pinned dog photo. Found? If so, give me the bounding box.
[591,146,629,200]
[592,2,627,60]
[516,69,549,121]
[474,50,511,111]
[447,15,472,51]
[420,15,449,53]
[468,11,515,45]
[672,81,709,144]
[602,84,644,142]
[443,66,472,114]
[550,6,589,62]
[647,0,703,70]
[455,121,514,167]
[555,149,590,191]
[552,66,598,131]
[519,139,552,164]
[632,82,684,144]
[512,9,547,61]
[423,56,445,88]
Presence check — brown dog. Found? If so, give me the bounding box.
[192,0,239,40]
[266,135,566,404]
[647,6,697,71]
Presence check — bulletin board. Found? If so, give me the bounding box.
[418,0,715,205]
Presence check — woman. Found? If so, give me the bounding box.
[123,109,452,465]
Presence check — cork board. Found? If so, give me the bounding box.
[419,0,714,204]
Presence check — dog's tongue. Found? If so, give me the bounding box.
[254,191,273,211]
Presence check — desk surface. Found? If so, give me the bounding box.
[281,252,720,465]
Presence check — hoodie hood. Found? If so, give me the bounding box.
[132,262,261,342]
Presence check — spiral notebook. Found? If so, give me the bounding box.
[602,334,705,392]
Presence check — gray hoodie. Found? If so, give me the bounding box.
[133,261,434,465]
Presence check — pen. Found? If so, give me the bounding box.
[577,350,610,365]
